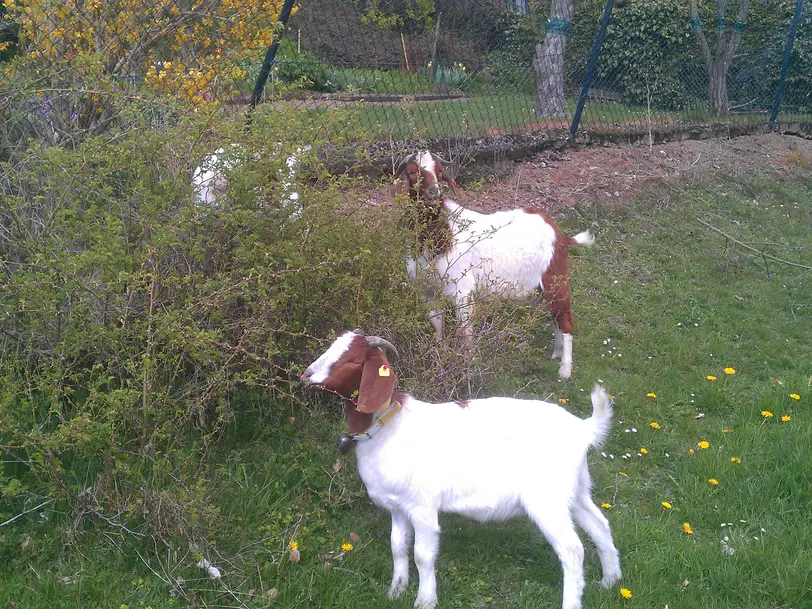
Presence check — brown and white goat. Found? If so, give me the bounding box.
[397,151,594,379]
[300,330,621,609]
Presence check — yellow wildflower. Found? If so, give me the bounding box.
[640,447,648,454]
[698,441,710,449]
[724,367,736,375]
[341,543,354,552]
[707,375,717,381]
[789,393,800,400]
[688,448,695,454]
[619,471,628,477]
[558,398,567,404]
[600,503,612,509]
[649,421,661,429]
[761,410,773,418]
[682,522,694,535]
[620,588,632,599]
[647,392,657,398]
[781,415,791,422]
[708,478,719,486]
[723,428,733,433]
[730,457,741,463]
[289,540,298,550]
[662,501,672,509]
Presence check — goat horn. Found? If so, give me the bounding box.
[365,335,399,358]
[352,328,365,336]
[430,152,452,165]
[394,153,417,178]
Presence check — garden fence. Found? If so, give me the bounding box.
[1,0,810,157]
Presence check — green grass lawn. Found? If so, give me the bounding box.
[1,173,810,608]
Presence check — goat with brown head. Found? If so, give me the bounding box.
[300,330,399,437]
[394,150,459,201]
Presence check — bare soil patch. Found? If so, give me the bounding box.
[462,133,812,215]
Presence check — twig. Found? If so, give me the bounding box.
[0,499,54,528]
[696,218,812,270]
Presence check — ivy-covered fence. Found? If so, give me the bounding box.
[1,0,810,156]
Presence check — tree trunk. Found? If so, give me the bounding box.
[533,0,574,117]
[708,61,730,115]
[689,0,750,117]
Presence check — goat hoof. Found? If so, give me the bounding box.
[414,599,438,609]
[388,581,408,599]
[557,363,572,380]
[599,568,622,588]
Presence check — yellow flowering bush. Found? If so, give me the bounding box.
[4,0,294,105]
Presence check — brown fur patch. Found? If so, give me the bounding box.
[523,208,575,335]
[454,400,469,408]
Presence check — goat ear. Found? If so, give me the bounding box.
[356,352,396,414]
[442,169,459,196]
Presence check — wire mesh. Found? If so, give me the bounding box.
[0,0,809,155]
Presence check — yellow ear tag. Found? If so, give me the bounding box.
[378,365,391,377]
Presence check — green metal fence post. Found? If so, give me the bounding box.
[770,0,805,124]
[570,0,616,139]
[251,0,297,109]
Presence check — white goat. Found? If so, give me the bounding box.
[398,151,594,379]
[301,330,622,609]
[191,143,310,213]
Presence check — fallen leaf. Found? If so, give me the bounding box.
[20,535,30,551]
[682,579,689,587]
[694,413,705,419]
[289,547,300,563]
[268,587,279,600]
[324,561,332,568]
[349,531,360,543]
[332,459,342,473]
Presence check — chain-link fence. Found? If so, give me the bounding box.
[0,0,810,157]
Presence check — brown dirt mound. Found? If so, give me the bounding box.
[461,133,812,215]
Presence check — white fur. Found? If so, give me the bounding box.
[191,143,310,212]
[302,331,355,384]
[303,336,620,609]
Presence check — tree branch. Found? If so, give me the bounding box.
[696,217,812,270]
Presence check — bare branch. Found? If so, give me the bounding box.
[696,218,812,270]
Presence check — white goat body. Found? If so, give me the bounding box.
[301,331,621,609]
[407,196,594,379]
[191,143,310,212]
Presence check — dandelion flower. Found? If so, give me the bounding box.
[723,428,733,433]
[708,478,719,486]
[781,415,791,422]
[601,503,612,509]
[698,441,710,449]
[683,522,694,535]
[647,392,657,398]
[620,588,633,599]
[688,448,695,455]
[707,375,717,381]
[289,540,298,550]
[761,410,773,418]
[730,457,741,463]
[640,447,648,454]
[558,397,567,404]
[341,543,354,552]
[789,393,800,401]
[662,501,672,509]
[724,367,736,375]
[650,421,661,429]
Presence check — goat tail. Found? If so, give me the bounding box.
[568,230,595,247]
[585,384,613,448]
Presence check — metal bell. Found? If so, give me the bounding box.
[336,434,357,455]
